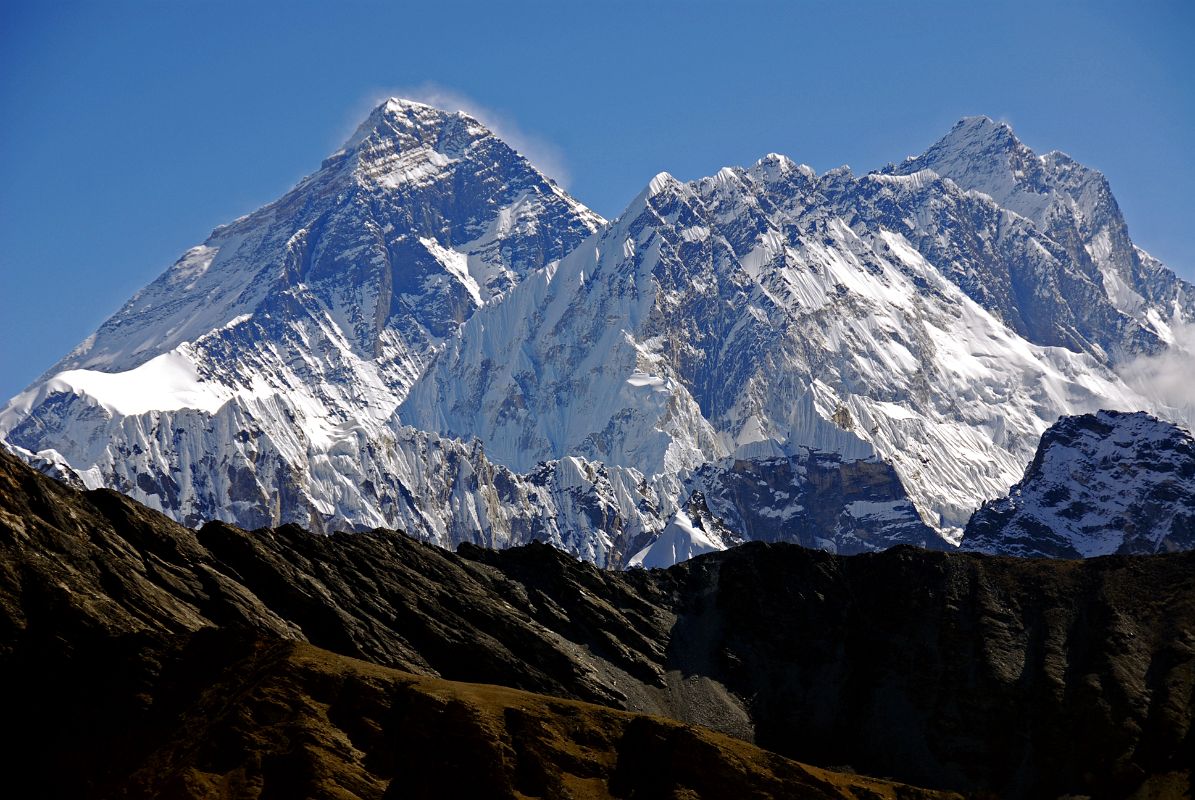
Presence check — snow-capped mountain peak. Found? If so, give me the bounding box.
[962,410,1195,557]
[402,130,1169,551]
[16,97,600,390]
[335,98,499,183]
[902,115,1096,227]
[892,116,1195,360]
[4,108,1193,569]
[1,100,611,551]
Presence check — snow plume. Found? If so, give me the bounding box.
[1118,322,1195,429]
[355,84,573,188]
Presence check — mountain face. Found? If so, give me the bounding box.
[2,450,1190,798]
[892,117,1195,357]
[41,98,602,385]
[627,450,942,568]
[3,105,1193,566]
[1,98,619,546]
[962,410,1195,557]
[403,119,1186,553]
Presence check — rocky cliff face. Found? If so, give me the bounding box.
[962,410,1195,557]
[628,450,941,567]
[2,449,1191,798]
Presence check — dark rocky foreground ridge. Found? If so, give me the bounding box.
[22,632,948,800]
[1,449,1192,798]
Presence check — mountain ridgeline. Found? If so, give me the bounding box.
[1,449,1191,798]
[2,100,1194,566]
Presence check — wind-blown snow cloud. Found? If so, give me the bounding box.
[350,84,573,188]
[1119,322,1195,429]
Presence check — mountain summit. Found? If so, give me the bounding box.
[402,116,1189,553]
[1,99,614,546]
[30,98,601,387]
[3,110,1192,565]
[962,410,1195,557]
[892,116,1194,358]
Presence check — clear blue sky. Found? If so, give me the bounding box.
[2,0,1192,402]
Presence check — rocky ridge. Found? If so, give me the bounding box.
[116,637,957,799]
[405,119,1178,551]
[892,116,1195,355]
[963,409,1195,557]
[2,448,1191,798]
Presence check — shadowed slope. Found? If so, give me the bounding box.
[1,448,1192,797]
[107,634,954,799]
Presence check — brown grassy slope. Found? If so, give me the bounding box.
[0,449,951,798]
[118,635,958,800]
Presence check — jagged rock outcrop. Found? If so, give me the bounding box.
[962,409,1195,557]
[2,449,1191,798]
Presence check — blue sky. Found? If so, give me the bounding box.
[1,0,1192,401]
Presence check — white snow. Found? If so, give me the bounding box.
[35,350,234,416]
[845,500,909,521]
[628,509,726,569]
[404,129,1168,559]
[420,236,483,305]
[5,105,1190,571]
[626,371,667,391]
[648,172,676,197]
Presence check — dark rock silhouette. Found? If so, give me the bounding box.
[1,448,1191,797]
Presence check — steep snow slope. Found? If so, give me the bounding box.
[961,410,1195,557]
[402,150,1156,547]
[626,508,729,569]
